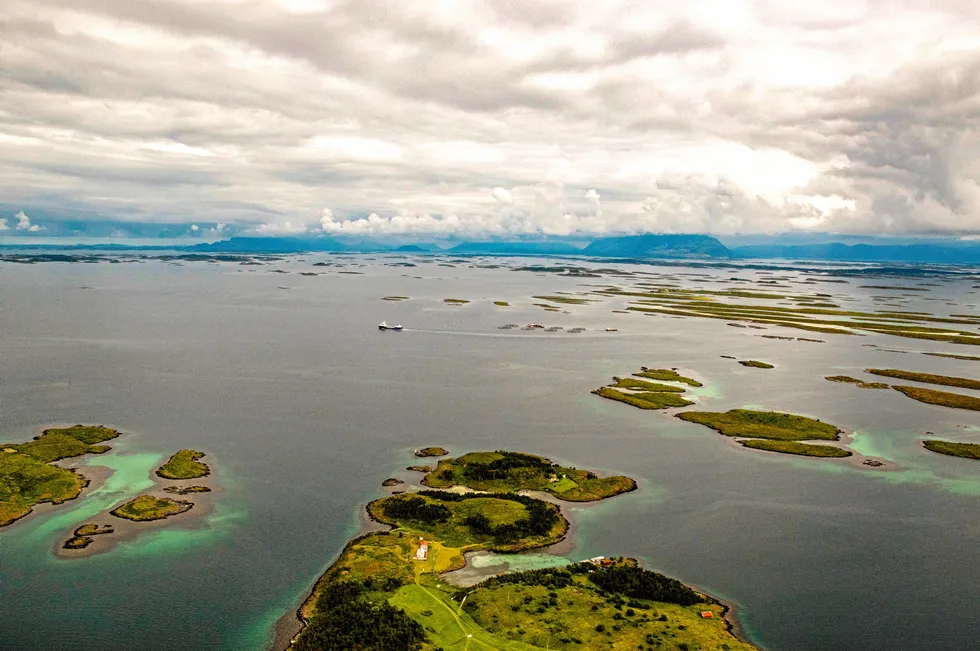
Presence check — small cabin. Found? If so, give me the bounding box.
[700,611,713,619]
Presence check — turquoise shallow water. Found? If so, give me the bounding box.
[2,257,980,651]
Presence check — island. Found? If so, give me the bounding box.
[63,523,115,549]
[865,368,980,390]
[443,298,470,305]
[421,451,637,502]
[286,454,753,651]
[382,478,405,487]
[110,495,194,522]
[163,485,212,495]
[922,440,980,460]
[414,447,448,458]
[826,376,889,389]
[592,368,698,410]
[156,449,210,479]
[677,409,851,458]
[892,385,980,411]
[738,360,774,369]
[0,425,122,527]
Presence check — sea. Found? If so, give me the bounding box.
[1,254,978,651]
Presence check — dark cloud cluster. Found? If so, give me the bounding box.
[2,0,979,237]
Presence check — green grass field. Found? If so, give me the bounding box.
[421,451,636,502]
[739,440,852,457]
[677,409,841,441]
[156,449,209,479]
[922,440,980,460]
[110,495,193,521]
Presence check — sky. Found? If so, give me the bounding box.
[3,0,980,240]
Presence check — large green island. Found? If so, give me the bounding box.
[678,409,851,458]
[287,452,755,651]
[0,425,121,527]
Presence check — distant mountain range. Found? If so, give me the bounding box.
[6,233,980,265]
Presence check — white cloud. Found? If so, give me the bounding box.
[2,0,980,236]
[190,224,199,231]
[0,219,8,231]
[15,210,41,231]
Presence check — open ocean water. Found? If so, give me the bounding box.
[1,255,979,650]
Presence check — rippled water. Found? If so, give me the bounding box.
[1,256,979,650]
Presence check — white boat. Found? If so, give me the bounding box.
[378,321,403,331]
[605,327,618,332]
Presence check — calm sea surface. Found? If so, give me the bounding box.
[1,255,979,650]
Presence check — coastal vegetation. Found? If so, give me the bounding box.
[531,295,593,305]
[421,451,636,502]
[383,296,409,301]
[414,447,448,458]
[825,376,890,389]
[739,440,851,457]
[593,387,694,409]
[443,298,470,305]
[493,301,510,306]
[608,377,686,392]
[369,491,568,552]
[633,368,702,386]
[156,449,209,479]
[738,360,774,369]
[924,352,980,361]
[406,465,431,472]
[0,425,121,526]
[677,409,841,441]
[892,386,980,411]
[922,440,980,460]
[865,368,980,391]
[463,562,756,651]
[110,495,193,522]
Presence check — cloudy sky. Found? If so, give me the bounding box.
[3,0,980,239]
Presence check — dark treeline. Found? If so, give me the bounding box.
[574,564,701,606]
[457,451,556,482]
[381,496,451,523]
[472,563,702,607]
[293,580,425,651]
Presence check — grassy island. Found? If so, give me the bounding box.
[63,523,115,549]
[156,449,209,479]
[110,495,193,522]
[826,376,890,389]
[608,377,686,392]
[443,298,470,305]
[493,301,510,306]
[633,368,702,387]
[1,425,121,527]
[922,440,980,460]
[407,465,432,473]
[892,385,980,411]
[738,360,774,369]
[421,451,637,502]
[865,368,980,391]
[593,387,694,410]
[739,440,851,457]
[414,447,449,458]
[369,491,568,553]
[677,409,841,441]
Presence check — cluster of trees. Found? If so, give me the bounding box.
[293,580,426,651]
[459,451,556,482]
[381,496,451,523]
[413,490,560,544]
[572,563,701,606]
[478,567,575,590]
